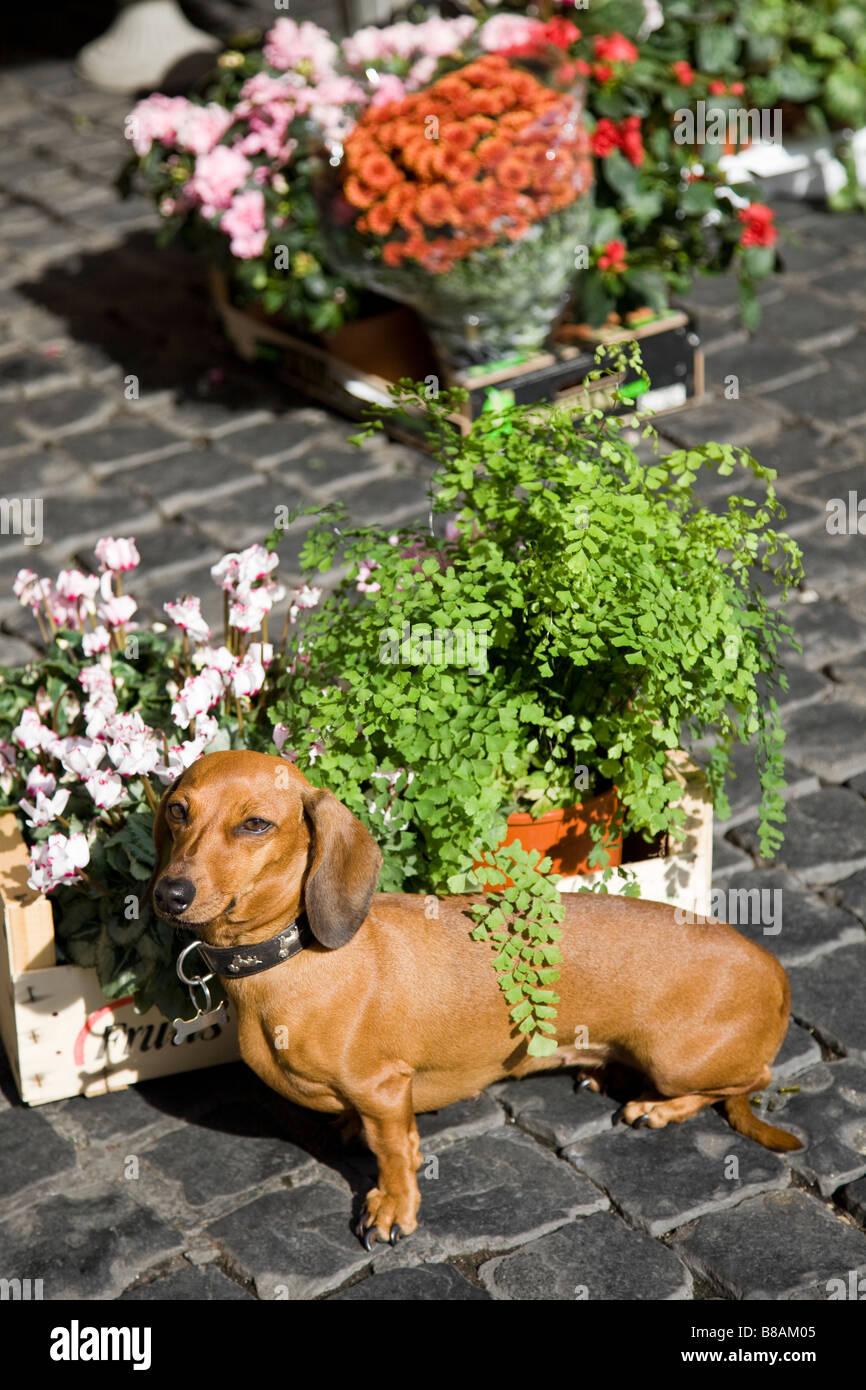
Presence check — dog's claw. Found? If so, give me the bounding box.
[361,1227,374,1251]
[611,1104,627,1126]
[389,1224,401,1246]
[633,1115,650,1129]
[577,1077,594,1091]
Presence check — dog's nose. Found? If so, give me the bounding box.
[154,876,196,916]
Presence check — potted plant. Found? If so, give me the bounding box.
[120,4,782,352]
[0,537,319,1027]
[266,348,802,1048]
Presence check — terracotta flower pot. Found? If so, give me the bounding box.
[500,785,622,876]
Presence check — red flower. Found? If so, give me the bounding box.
[592,63,614,84]
[708,79,727,95]
[598,238,627,273]
[672,60,695,86]
[591,117,620,157]
[619,114,645,167]
[730,81,745,95]
[543,17,581,49]
[574,58,592,77]
[593,33,639,65]
[739,202,777,248]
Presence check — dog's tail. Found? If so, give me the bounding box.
[723,1094,802,1151]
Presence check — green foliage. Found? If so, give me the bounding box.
[469,842,565,1058]
[272,349,803,911]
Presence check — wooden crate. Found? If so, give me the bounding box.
[558,754,713,915]
[209,269,703,443]
[0,814,239,1107]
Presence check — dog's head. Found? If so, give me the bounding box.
[151,750,382,950]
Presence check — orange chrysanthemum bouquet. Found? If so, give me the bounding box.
[326,52,593,370]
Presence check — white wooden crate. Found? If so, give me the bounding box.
[0,814,240,1107]
[558,754,713,914]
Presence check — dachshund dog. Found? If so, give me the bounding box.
[151,750,801,1247]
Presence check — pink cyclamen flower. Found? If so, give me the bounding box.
[12,708,55,753]
[19,788,71,828]
[193,713,219,744]
[28,831,90,893]
[175,102,234,155]
[263,18,338,80]
[13,568,51,610]
[97,592,137,630]
[84,770,126,811]
[211,553,240,592]
[231,642,273,699]
[104,712,161,777]
[272,723,291,753]
[60,738,105,779]
[153,739,208,785]
[94,537,140,573]
[221,189,267,259]
[82,626,111,657]
[171,669,225,729]
[25,764,56,798]
[55,570,100,605]
[188,146,252,218]
[164,596,211,644]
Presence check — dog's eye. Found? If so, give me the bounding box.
[166,803,187,823]
[242,817,273,833]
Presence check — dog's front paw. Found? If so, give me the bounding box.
[357,1187,419,1250]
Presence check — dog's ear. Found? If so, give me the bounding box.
[301,787,382,949]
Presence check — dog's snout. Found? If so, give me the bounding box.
[154,876,196,917]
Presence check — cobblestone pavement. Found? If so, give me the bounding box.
[2,59,866,1302]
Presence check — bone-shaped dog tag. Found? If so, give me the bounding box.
[172,1001,229,1045]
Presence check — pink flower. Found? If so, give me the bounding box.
[272,723,291,752]
[341,25,393,66]
[288,584,321,624]
[172,670,225,729]
[479,14,546,56]
[188,146,252,218]
[13,569,51,611]
[101,712,160,778]
[370,74,407,109]
[98,591,137,630]
[28,831,90,893]
[94,537,140,573]
[263,18,338,81]
[221,189,267,259]
[25,764,56,798]
[19,787,70,828]
[82,626,111,657]
[193,713,219,744]
[211,553,241,592]
[237,544,279,587]
[12,708,54,753]
[153,739,208,785]
[56,570,100,604]
[125,94,190,157]
[231,643,273,699]
[84,770,125,811]
[164,596,211,644]
[356,559,381,595]
[60,738,105,779]
[228,589,275,633]
[413,15,475,58]
[175,102,234,155]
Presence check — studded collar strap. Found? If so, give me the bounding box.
[196,916,313,979]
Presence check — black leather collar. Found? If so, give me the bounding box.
[197,915,314,978]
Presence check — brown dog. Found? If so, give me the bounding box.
[151,749,801,1247]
